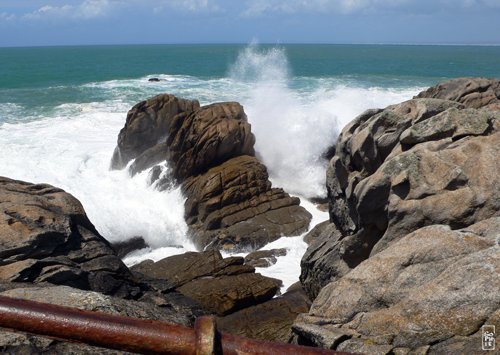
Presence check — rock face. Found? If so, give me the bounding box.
[416,77,500,110]
[296,78,500,353]
[183,155,310,250]
[0,177,138,298]
[111,94,311,250]
[110,94,200,170]
[295,219,500,354]
[302,97,499,299]
[131,250,280,316]
[244,248,288,268]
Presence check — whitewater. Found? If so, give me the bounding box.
[0,46,423,290]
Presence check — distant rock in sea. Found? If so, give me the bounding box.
[294,77,500,354]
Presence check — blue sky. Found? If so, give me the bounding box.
[1,0,500,46]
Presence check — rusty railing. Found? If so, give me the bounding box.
[0,295,350,354]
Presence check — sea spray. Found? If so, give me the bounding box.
[229,44,339,198]
[228,45,420,198]
[0,103,192,249]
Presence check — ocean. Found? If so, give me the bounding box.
[1,44,499,289]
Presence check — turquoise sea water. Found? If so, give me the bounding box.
[0,44,499,284]
[1,44,500,115]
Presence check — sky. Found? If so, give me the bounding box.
[1,0,500,47]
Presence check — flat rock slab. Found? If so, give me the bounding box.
[217,287,311,343]
[177,273,281,316]
[131,249,249,288]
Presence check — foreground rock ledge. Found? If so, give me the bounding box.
[111,94,311,251]
[296,77,500,354]
[0,177,137,298]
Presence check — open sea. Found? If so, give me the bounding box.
[1,44,499,289]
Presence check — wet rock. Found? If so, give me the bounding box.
[217,286,311,343]
[131,249,248,288]
[167,102,256,180]
[148,77,160,82]
[0,177,139,298]
[183,155,311,250]
[415,77,500,109]
[244,248,287,268]
[111,95,312,250]
[111,236,148,258]
[110,94,200,170]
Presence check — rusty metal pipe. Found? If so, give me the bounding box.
[0,295,195,354]
[0,295,348,354]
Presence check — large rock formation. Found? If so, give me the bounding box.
[295,219,499,354]
[183,155,310,249]
[0,177,138,298]
[111,94,311,251]
[110,94,200,170]
[296,78,500,353]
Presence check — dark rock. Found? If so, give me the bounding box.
[148,165,163,185]
[110,94,200,170]
[415,77,500,109]
[244,248,287,268]
[166,102,256,180]
[302,220,329,245]
[129,142,169,176]
[183,155,311,250]
[111,236,148,258]
[177,272,281,316]
[300,223,346,299]
[148,77,160,82]
[111,94,312,250]
[0,177,139,298]
[131,250,247,288]
[217,286,311,343]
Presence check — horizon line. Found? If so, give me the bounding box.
[1,41,500,49]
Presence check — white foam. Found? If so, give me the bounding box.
[221,198,329,293]
[0,102,189,248]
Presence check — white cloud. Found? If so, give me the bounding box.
[23,0,115,20]
[0,12,16,22]
[153,0,222,14]
[242,0,416,17]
